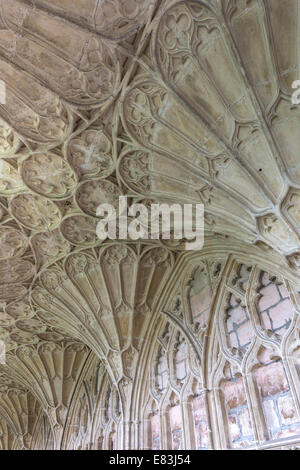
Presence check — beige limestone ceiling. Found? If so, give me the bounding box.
[0,0,299,442]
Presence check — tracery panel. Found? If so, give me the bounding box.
[140,255,300,450]
[151,413,160,450]
[169,403,183,450]
[254,349,300,440]
[221,375,255,448]
[192,395,210,450]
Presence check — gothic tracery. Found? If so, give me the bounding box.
[0,0,299,450]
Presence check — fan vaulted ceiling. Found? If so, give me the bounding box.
[0,0,299,450]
